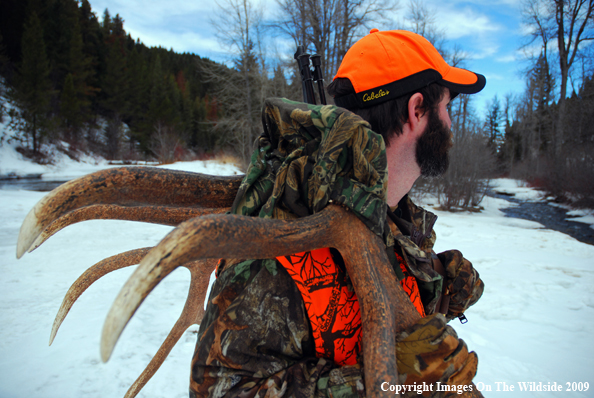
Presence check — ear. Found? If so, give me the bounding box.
[405,93,426,137]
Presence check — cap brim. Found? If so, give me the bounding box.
[440,66,486,95]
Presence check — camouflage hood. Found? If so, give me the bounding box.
[231,98,392,245]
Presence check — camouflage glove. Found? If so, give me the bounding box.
[437,250,484,321]
[396,314,478,397]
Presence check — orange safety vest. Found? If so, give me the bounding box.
[277,247,425,366]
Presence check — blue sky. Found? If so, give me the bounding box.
[86,0,531,116]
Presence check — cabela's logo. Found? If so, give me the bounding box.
[363,89,390,102]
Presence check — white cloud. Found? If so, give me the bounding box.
[125,27,222,55]
[437,7,501,40]
[469,44,501,60]
[88,0,282,61]
[389,1,502,40]
[466,0,523,8]
[496,53,519,63]
[485,73,506,81]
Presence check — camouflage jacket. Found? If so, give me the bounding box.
[190,99,483,398]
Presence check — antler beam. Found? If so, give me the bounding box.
[17,167,241,257]
[100,204,419,398]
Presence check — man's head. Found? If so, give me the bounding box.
[327,29,485,178]
[327,77,446,148]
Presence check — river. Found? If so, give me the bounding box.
[488,189,594,246]
[0,177,68,192]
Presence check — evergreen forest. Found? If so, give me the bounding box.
[0,0,296,165]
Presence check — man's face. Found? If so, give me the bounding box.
[415,92,453,178]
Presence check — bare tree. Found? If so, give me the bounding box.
[208,0,268,169]
[273,0,395,82]
[150,122,182,164]
[522,0,594,154]
[404,0,445,51]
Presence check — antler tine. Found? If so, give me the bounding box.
[50,244,218,398]
[100,206,349,362]
[123,258,217,398]
[99,205,413,398]
[30,205,229,254]
[17,167,242,258]
[184,258,218,325]
[50,248,153,345]
[49,201,229,344]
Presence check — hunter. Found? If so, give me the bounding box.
[190,29,486,398]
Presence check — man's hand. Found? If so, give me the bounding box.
[437,250,484,320]
[396,314,478,396]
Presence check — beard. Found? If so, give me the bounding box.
[415,108,453,178]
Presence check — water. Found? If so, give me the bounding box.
[0,177,68,192]
[488,190,594,246]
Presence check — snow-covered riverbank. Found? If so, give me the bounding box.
[1,146,593,397]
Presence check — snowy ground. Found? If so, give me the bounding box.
[1,146,593,397]
[429,184,594,397]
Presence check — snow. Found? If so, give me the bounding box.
[0,140,116,180]
[0,140,240,181]
[566,209,594,230]
[428,190,594,397]
[490,178,546,202]
[1,146,594,398]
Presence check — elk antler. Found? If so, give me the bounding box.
[17,166,482,398]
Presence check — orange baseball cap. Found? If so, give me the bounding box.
[333,29,485,108]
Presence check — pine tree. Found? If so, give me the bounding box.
[125,47,148,120]
[165,73,181,125]
[59,73,82,141]
[57,14,95,144]
[101,33,128,114]
[40,0,77,92]
[531,53,554,153]
[0,33,7,126]
[78,0,102,93]
[189,96,212,152]
[147,55,170,124]
[100,12,129,159]
[11,12,53,153]
[270,64,290,98]
[101,9,113,37]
